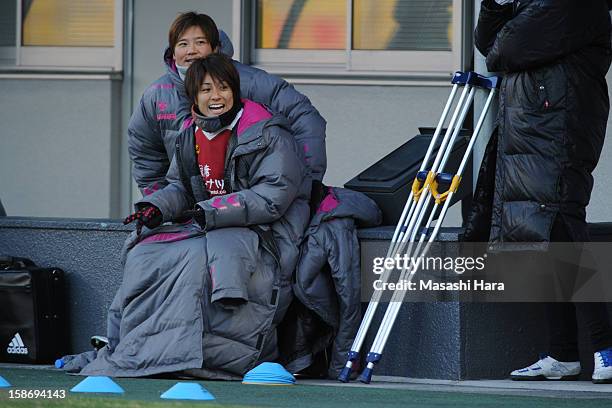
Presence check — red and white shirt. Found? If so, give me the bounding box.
[193,109,243,196]
[195,128,231,196]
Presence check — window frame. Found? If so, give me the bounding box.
[249,0,464,78]
[1,0,123,72]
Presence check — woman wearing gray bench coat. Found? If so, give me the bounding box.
[60,53,311,379]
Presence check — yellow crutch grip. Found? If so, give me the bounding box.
[412,171,435,201]
[432,174,462,205]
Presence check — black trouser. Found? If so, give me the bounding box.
[548,302,612,361]
[547,218,612,361]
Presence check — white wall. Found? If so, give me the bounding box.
[0,79,122,218]
[588,69,612,222]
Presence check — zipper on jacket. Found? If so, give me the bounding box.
[223,130,238,194]
[538,84,550,110]
[189,138,208,202]
[0,284,32,292]
[189,135,201,182]
[175,141,194,200]
[177,133,208,203]
[223,124,273,194]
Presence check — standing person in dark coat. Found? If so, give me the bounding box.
[467,0,612,383]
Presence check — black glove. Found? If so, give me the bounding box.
[183,206,207,229]
[123,205,163,235]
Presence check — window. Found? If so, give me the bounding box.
[251,0,464,77]
[0,1,17,66]
[0,0,122,71]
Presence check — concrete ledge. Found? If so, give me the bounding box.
[357,225,463,241]
[304,377,612,399]
[0,216,133,231]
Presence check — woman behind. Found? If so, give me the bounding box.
[63,54,311,379]
[467,0,612,383]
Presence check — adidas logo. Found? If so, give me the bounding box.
[6,332,29,355]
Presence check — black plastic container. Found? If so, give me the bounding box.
[345,128,473,226]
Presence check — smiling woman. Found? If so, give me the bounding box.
[198,75,234,117]
[127,11,327,199]
[173,27,214,68]
[184,55,242,132]
[168,14,219,79]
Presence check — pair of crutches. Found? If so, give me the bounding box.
[338,71,500,384]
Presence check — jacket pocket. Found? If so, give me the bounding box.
[535,65,567,112]
[202,332,259,375]
[530,70,550,112]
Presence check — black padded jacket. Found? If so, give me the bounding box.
[463,0,612,249]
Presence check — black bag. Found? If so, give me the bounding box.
[0,256,68,363]
[344,128,473,226]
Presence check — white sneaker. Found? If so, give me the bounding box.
[510,354,581,381]
[592,348,612,384]
[90,335,109,351]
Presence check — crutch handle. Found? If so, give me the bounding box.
[451,71,470,85]
[435,172,455,185]
[411,171,435,202]
[431,173,462,205]
[416,170,429,181]
[468,72,501,90]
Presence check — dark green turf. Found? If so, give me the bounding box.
[0,367,609,408]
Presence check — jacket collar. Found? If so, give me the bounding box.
[163,48,187,96]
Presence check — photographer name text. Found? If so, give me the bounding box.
[373,279,504,292]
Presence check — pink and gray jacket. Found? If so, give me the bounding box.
[283,187,382,377]
[60,100,311,378]
[134,100,310,375]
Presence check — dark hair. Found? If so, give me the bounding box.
[168,12,220,55]
[184,53,241,105]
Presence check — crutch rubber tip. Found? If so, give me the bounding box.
[358,368,373,384]
[338,366,352,383]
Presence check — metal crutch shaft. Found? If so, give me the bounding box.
[357,73,500,384]
[357,78,479,384]
[338,71,471,382]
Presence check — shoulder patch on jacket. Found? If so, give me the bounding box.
[237,100,273,137]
